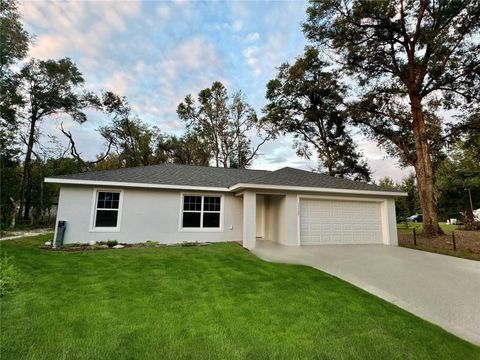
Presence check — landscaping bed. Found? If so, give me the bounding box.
[41,240,212,252]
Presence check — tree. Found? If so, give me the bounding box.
[398,173,420,219]
[303,0,480,236]
[177,81,273,168]
[12,58,95,220]
[98,93,156,168]
[0,0,30,224]
[436,117,480,225]
[156,132,211,166]
[0,0,29,75]
[377,177,397,190]
[264,47,371,181]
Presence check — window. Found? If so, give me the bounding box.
[182,195,221,229]
[93,191,122,229]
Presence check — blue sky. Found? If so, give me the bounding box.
[21,0,409,181]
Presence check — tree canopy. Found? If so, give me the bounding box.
[264,47,371,181]
[303,0,480,235]
[177,81,273,168]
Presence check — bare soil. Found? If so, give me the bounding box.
[398,230,480,261]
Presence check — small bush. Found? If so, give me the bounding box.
[106,240,118,247]
[96,240,118,247]
[181,241,199,247]
[145,240,157,248]
[0,256,19,297]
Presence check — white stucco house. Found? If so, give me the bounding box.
[45,164,405,249]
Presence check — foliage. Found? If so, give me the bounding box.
[303,0,480,236]
[0,0,29,74]
[97,93,157,168]
[436,118,480,221]
[377,174,420,221]
[155,132,211,166]
[0,255,19,297]
[264,47,371,181]
[145,240,158,248]
[177,81,273,168]
[0,234,479,359]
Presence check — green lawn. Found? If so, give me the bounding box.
[1,235,478,359]
[397,222,458,234]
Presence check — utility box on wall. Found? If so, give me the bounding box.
[54,220,67,247]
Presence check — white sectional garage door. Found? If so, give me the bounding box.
[299,199,383,245]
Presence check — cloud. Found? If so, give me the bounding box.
[245,32,260,42]
[104,72,132,95]
[155,4,171,20]
[243,45,261,75]
[22,0,141,59]
[232,20,243,32]
[159,37,219,80]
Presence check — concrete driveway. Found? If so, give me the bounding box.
[252,241,480,345]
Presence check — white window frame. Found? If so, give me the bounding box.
[90,188,124,232]
[179,193,224,232]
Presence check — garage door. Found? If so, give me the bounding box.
[300,199,383,245]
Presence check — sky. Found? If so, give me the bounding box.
[20,0,411,182]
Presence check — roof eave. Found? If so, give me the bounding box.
[229,183,408,197]
[44,177,230,192]
[44,178,408,197]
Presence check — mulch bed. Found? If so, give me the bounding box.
[398,230,480,260]
[40,242,212,252]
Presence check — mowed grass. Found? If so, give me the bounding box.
[397,222,458,234]
[1,235,479,360]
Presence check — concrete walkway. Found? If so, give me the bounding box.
[252,241,480,345]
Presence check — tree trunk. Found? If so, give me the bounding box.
[20,115,37,221]
[410,95,443,236]
[9,198,20,229]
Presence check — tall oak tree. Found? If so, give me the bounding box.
[304,0,480,235]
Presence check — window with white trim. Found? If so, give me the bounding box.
[182,195,221,229]
[94,191,121,228]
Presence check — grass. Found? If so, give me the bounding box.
[1,235,479,359]
[397,222,458,234]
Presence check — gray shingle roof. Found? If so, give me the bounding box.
[243,167,386,192]
[53,163,271,188]
[49,163,398,193]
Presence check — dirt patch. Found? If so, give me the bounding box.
[398,230,480,261]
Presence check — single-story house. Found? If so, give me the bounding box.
[45,164,405,249]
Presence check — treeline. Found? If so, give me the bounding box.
[2,0,480,234]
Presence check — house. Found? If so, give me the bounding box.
[45,164,405,249]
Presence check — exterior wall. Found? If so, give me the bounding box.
[55,185,243,244]
[262,191,399,247]
[255,195,265,238]
[54,185,400,247]
[264,195,284,244]
[385,198,398,245]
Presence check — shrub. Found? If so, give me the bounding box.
[181,241,198,247]
[106,240,118,247]
[96,240,118,247]
[0,256,19,297]
[145,240,157,248]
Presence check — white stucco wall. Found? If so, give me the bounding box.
[54,185,399,247]
[262,191,399,247]
[55,185,243,244]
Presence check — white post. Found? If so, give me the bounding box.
[243,191,256,249]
